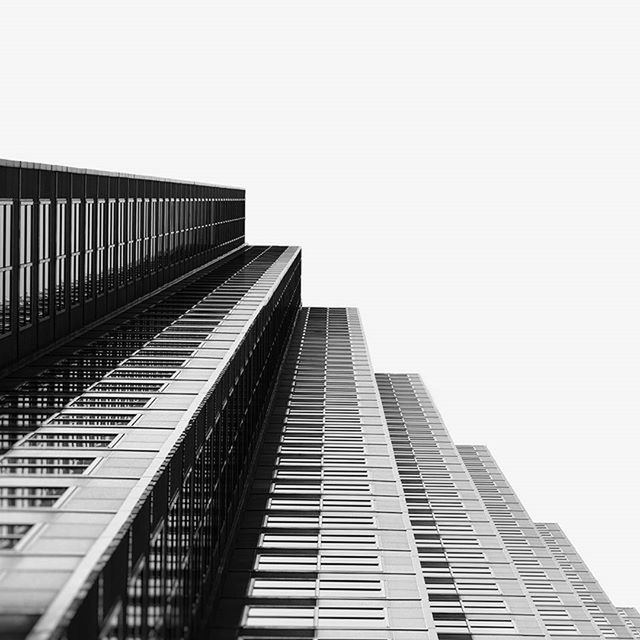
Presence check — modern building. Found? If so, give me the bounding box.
[535,522,632,638]
[0,159,635,640]
[617,608,640,639]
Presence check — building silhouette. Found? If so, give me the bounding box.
[0,159,635,639]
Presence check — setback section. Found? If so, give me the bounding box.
[0,245,301,640]
[206,307,437,640]
[536,522,633,638]
[376,373,548,640]
[458,445,604,639]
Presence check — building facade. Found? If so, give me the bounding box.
[0,160,636,640]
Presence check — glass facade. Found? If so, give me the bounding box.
[0,160,246,371]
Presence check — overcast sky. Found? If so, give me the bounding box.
[2,0,640,608]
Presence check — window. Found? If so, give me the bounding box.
[318,607,386,627]
[69,396,151,409]
[117,199,126,286]
[47,413,136,427]
[244,607,314,628]
[251,578,316,597]
[107,199,116,290]
[127,559,145,638]
[135,349,194,358]
[37,201,50,318]
[122,358,185,368]
[70,200,81,305]
[84,200,94,299]
[269,497,320,510]
[322,497,372,510]
[320,533,376,548]
[18,201,32,326]
[320,554,381,570]
[55,200,66,311]
[0,486,66,508]
[96,200,105,295]
[22,433,117,448]
[91,382,164,393]
[99,601,124,640]
[261,533,318,548]
[106,369,176,380]
[265,514,319,527]
[0,523,32,549]
[255,554,317,571]
[0,201,11,333]
[319,579,383,595]
[147,523,165,633]
[0,456,96,475]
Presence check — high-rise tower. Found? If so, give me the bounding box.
[0,159,635,640]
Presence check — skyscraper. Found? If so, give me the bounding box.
[0,159,635,640]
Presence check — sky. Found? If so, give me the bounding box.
[1,0,640,608]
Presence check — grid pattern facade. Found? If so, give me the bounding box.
[208,308,435,640]
[376,373,546,640]
[1,159,637,640]
[0,159,245,372]
[0,245,301,640]
[618,609,640,639]
[536,523,633,638]
[457,445,602,638]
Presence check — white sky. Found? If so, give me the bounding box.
[2,0,640,609]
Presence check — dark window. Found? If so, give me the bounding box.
[55,200,67,312]
[38,201,51,318]
[0,201,12,333]
[0,523,32,549]
[18,202,33,326]
[70,200,81,305]
[84,200,94,299]
[0,486,66,508]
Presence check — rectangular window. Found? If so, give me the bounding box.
[96,199,105,295]
[255,554,317,571]
[149,199,157,271]
[0,486,66,508]
[70,200,81,305]
[91,382,164,393]
[251,578,316,597]
[244,607,314,628]
[84,200,94,299]
[320,533,377,548]
[318,607,386,626]
[147,524,164,633]
[47,413,136,427]
[126,199,135,282]
[69,396,151,409]
[106,369,175,380]
[22,433,117,448]
[319,579,383,595]
[18,202,33,326]
[122,358,184,369]
[320,554,381,570]
[265,515,320,527]
[37,201,50,318]
[107,199,116,290]
[55,200,66,311]
[117,200,126,286]
[0,456,95,474]
[0,524,32,549]
[127,559,145,639]
[0,201,11,334]
[261,533,318,548]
